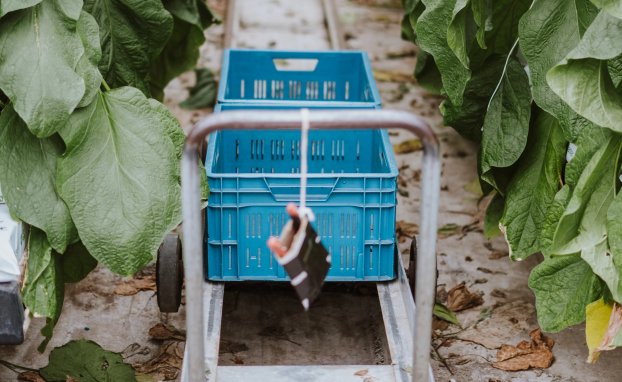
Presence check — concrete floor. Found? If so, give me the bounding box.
[1,0,621,381]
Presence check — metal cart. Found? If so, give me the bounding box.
[180,109,440,382]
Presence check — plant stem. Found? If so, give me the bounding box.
[101,78,111,91]
[0,100,5,108]
[0,359,40,373]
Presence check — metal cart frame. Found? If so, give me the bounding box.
[180,109,440,382]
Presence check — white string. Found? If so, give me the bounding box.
[298,108,315,221]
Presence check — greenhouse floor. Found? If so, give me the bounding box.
[1,0,622,381]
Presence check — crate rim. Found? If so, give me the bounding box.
[217,48,382,106]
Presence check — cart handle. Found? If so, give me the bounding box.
[182,109,440,382]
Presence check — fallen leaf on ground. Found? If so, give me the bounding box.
[66,377,78,382]
[258,326,301,346]
[115,275,157,295]
[398,188,409,197]
[433,317,449,331]
[465,256,473,262]
[433,302,461,327]
[488,251,508,260]
[373,70,416,83]
[354,368,369,376]
[133,342,183,376]
[396,220,419,243]
[231,355,244,364]
[436,286,447,304]
[438,223,460,238]
[454,359,470,365]
[148,323,186,341]
[463,178,483,196]
[588,300,622,362]
[219,340,249,355]
[458,301,536,349]
[492,328,554,371]
[135,372,167,382]
[393,139,422,154]
[447,282,484,312]
[17,372,46,382]
[477,267,507,275]
[490,290,507,299]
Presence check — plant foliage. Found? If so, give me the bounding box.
[402,0,622,355]
[0,0,217,350]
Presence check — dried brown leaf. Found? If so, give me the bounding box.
[393,139,422,154]
[454,359,471,365]
[490,290,507,299]
[133,342,182,375]
[114,275,156,295]
[17,372,46,382]
[433,317,449,331]
[148,323,186,341]
[589,302,622,362]
[231,355,244,364]
[446,282,484,312]
[492,328,554,371]
[354,369,369,376]
[477,267,507,275]
[488,251,508,260]
[219,340,249,355]
[66,377,78,382]
[396,220,419,243]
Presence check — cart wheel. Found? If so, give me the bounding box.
[407,236,439,302]
[156,233,184,313]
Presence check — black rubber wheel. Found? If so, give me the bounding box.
[156,233,184,313]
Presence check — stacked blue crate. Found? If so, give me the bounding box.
[205,49,397,281]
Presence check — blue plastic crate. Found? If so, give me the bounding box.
[204,105,398,281]
[218,49,382,107]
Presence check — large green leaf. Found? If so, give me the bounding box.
[484,192,504,239]
[40,339,137,382]
[162,0,218,28]
[470,0,490,49]
[0,0,41,17]
[0,103,78,253]
[75,10,102,108]
[479,58,532,189]
[547,11,622,132]
[440,55,505,143]
[541,185,572,258]
[62,241,97,284]
[467,0,532,70]
[83,0,174,97]
[551,135,622,255]
[149,16,206,102]
[582,237,622,303]
[519,0,599,142]
[22,228,62,318]
[529,253,603,332]
[414,49,443,95]
[500,109,566,261]
[417,0,471,105]
[565,123,612,189]
[591,0,622,19]
[447,0,478,68]
[0,0,85,138]
[606,190,622,302]
[57,88,182,276]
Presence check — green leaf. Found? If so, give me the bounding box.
[529,253,603,332]
[518,0,600,142]
[473,307,493,325]
[582,237,622,303]
[163,0,219,28]
[606,189,622,303]
[565,124,612,189]
[440,55,505,143]
[83,0,174,97]
[484,192,504,240]
[547,11,622,132]
[40,339,137,382]
[447,0,478,68]
[467,0,531,70]
[479,58,532,190]
[541,185,572,258]
[403,0,420,13]
[0,103,78,253]
[500,109,566,261]
[413,49,444,95]
[417,0,471,105]
[22,227,61,318]
[433,302,461,327]
[150,16,206,102]
[0,0,85,138]
[180,68,218,110]
[37,250,64,353]
[62,241,97,284]
[0,0,42,18]
[590,0,622,19]
[551,135,622,255]
[401,13,417,43]
[57,88,182,276]
[470,0,490,49]
[75,10,102,108]
[609,53,622,88]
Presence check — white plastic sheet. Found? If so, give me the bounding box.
[0,195,26,282]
